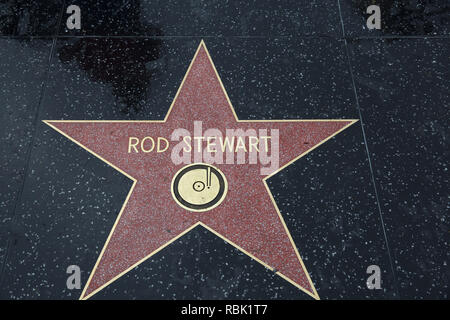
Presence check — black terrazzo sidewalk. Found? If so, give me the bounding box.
[0,0,448,299]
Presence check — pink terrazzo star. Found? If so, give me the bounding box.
[45,41,356,300]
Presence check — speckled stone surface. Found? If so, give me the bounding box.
[266,124,398,299]
[59,0,342,37]
[0,39,52,273]
[206,38,357,119]
[0,1,448,300]
[0,1,63,36]
[339,0,450,36]
[348,38,449,299]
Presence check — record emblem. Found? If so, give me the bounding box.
[171,163,227,212]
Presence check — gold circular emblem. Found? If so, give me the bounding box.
[171,163,227,212]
